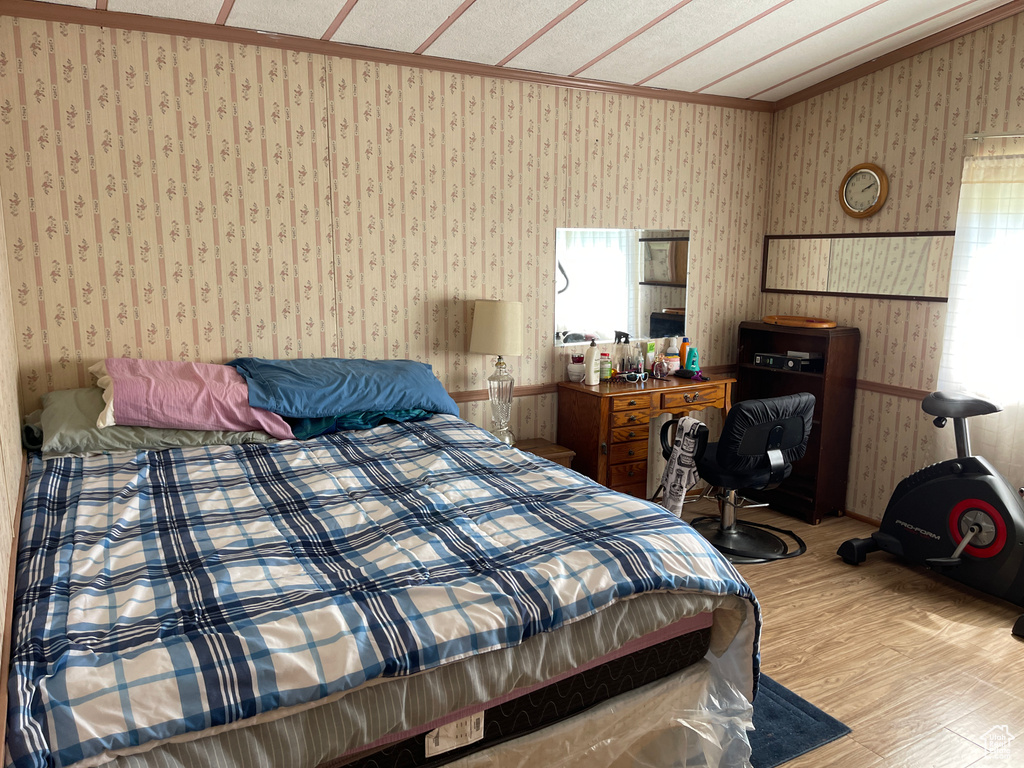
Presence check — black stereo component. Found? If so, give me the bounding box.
[752,353,824,372]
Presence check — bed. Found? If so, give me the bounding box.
[6,359,760,768]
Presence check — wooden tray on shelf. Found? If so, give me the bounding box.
[762,315,837,329]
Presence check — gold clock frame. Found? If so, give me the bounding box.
[839,162,888,218]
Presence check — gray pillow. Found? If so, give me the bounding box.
[40,387,276,457]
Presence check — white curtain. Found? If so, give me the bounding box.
[939,154,1024,485]
[555,229,640,341]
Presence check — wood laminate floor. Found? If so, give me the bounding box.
[681,499,1024,768]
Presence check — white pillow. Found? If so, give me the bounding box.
[89,360,116,428]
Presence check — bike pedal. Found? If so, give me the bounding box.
[926,557,962,568]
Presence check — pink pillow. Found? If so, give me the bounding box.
[89,359,294,440]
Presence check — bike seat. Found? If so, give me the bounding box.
[922,390,1002,419]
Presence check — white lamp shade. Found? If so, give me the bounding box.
[469,300,523,357]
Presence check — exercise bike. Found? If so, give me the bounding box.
[837,391,1024,636]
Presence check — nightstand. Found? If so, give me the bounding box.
[514,438,576,469]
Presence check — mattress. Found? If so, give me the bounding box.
[336,619,713,768]
[8,415,759,768]
[438,660,752,768]
[104,593,743,768]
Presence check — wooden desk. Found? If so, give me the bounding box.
[557,376,734,498]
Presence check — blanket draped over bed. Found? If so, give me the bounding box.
[8,415,759,768]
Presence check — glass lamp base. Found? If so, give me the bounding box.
[491,426,516,445]
[487,356,516,446]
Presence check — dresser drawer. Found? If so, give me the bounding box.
[610,425,649,443]
[662,384,725,411]
[610,409,651,428]
[611,394,652,411]
[609,461,646,486]
[609,441,648,464]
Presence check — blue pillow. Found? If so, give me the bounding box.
[227,358,460,419]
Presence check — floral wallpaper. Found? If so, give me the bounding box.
[0,15,772,446]
[765,11,1024,520]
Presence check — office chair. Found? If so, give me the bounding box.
[662,393,815,563]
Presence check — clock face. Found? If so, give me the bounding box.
[839,163,887,218]
[843,169,880,212]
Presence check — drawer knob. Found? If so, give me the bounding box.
[627,430,636,438]
[628,469,636,477]
[684,392,701,403]
[627,399,638,406]
[627,414,638,422]
[627,449,635,456]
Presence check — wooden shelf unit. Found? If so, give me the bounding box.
[735,321,860,524]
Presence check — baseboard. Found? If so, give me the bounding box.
[841,509,880,527]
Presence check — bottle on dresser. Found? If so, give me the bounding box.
[664,338,680,375]
[584,340,600,385]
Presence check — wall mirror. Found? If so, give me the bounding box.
[554,228,688,346]
[763,231,955,301]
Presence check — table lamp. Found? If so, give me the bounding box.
[469,299,524,445]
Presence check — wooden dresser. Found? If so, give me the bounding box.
[556,376,734,498]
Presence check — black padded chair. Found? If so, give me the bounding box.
[662,393,816,563]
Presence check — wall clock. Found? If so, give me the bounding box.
[839,162,888,218]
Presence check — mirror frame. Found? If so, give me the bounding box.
[554,228,688,346]
[761,230,955,302]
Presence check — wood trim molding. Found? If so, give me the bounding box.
[0,0,773,113]
[322,0,359,41]
[215,0,236,27]
[855,379,930,402]
[451,382,559,404]
[843,508,880,527]
[773,0,1024,111]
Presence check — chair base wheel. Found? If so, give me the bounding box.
[690,516,806,564]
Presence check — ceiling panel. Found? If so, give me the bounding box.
[15,0,1023,106]
[33,0,95,8]
[225,0,344,39]
[331,0,467,53]
[639,0,870,95]
[504,0,682,77]
[578,0,784,86]
[706,0,1010,101]
[108,0,221,25]
[423,0,578,66]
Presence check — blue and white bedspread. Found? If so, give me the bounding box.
[8,414,759,768]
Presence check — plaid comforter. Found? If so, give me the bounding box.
[8,415,758,768]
